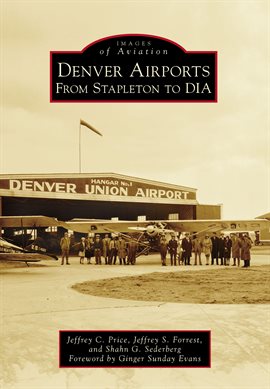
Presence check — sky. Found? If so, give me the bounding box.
[0,0,269,219]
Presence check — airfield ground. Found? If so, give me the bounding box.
[73,265,270,305]
[1,246,270,389]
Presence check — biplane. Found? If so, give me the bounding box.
[0,216,60,264]
[0,237,58,265]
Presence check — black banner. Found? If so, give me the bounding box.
[50,34,217,102]
[59,330,211,368]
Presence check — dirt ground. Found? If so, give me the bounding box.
[72,265,270,304]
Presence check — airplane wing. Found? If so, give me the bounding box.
[65,218,194,234]
[0,215,68,229]
[65,218,270,234]
[65,219,146,233]
[164,219,270,233]
[1,215,268,234]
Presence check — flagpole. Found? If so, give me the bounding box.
[79,119,103,173]
[79,122,81,173]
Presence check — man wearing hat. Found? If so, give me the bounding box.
[192,235,203,265]
[231,233,241,266]
[60,232,71,265]
[202,234,212,265]
[159,233,168,266]
[168,235,178,266]
[240,234,252,267]
[93,234,103,265]
[181,233,192,265]
[102,233,111,265]
[108,237,118,265]
[218,233,226,265]
[211,232,219,265]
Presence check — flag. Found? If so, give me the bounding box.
[80,119,103,136]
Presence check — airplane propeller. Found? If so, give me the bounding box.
[128,223,176,237]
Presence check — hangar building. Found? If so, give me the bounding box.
[0,172,221,221]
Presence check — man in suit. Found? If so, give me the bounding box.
[168,235,178,266]
[211,232,219,265]
[60,232,70,265]
[192,235,203,265]
[93,234,103,265]
[218,233,226,265]
[102,234,111,265]
[181,233,193,265]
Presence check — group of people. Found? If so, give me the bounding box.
[60,231,253,268]
[60,232,138,266]
[161,232,252,268]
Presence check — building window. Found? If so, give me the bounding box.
[45,226,58,232]
[168,213,179,220]
[14,229,34,235]
[137,215,146,221]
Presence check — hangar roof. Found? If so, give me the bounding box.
[0,172,197,205]
[0,172,196,191]
[256,212,270,220]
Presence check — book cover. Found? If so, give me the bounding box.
[1,1,269,388]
